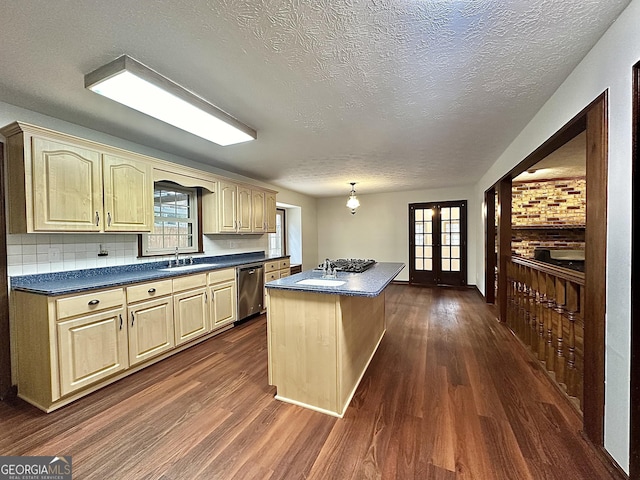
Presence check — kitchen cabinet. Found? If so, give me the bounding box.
[238,184,252,233]
[126,280,174,366]
[263,257,290,310]
[0,122,153,233]
[203,179,277,235]
[266,192,277,233]
[10,265,248,412]
[103,154,153,232]
[252,189,266,233]
[173,274,209,346]
[55,288,129,397]
[208,269,236,330]
[217,180,238,232]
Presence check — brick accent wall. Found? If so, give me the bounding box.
[511,178,586,257]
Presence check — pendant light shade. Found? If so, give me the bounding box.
[346,182,360,214]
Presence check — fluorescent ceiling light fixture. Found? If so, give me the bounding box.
[85,55,256,146]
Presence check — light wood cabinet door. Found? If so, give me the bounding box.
[218,181,238,232]
[128,296,175,366]
[103,154,153,232]
[32,136,103,232]
[210,280,236,329]
[265,192,277,233]
[173,288,209,346]
[237,185,252,233]
[57,307,128,396]
[252,190,266,233]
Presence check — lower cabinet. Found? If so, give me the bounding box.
[263,257,291,310]
[11,268,238,412]
[127,296,174,366]
[172,273,209,346]
[57,306,128,397]
[208,269,237,330]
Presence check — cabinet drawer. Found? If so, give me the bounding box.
[265,271,279,283]
[279,270,290,278]
[56,288,124,320]
[172,273,207,293]
[279,258,290,270]
[264,261,278,273]
[208,268,235,285]
[127,279,173,303]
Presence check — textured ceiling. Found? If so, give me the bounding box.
[514,131,586,182]
[0,0,630,197]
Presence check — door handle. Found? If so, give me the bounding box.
[95,211,100,226]
[119,314,123,330]
[131,312,135,327]
[107,212,112,227]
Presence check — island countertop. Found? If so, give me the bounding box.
[265,262,405,297]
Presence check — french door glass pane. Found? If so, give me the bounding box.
[451,259,461,271]
[442,259,451,271]
[416,258,424,270]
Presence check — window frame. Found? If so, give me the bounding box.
[268,208,286,257]
[139,182,203,257]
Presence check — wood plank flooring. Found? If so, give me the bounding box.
[0,285,620,479]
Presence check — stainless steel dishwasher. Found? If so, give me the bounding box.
[236,263,264,321]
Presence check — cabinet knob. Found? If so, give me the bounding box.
[88,299,100,306]
[148,288,156,294]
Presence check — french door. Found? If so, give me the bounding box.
[409,201,467,286]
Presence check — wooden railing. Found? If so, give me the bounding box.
[507,256,585,411]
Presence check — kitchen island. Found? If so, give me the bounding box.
[265,262,404,417]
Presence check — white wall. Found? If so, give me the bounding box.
[317,186,477,284]
[0,100,318,276]
[473,0,640,472]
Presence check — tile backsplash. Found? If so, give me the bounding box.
[6,233,268,277]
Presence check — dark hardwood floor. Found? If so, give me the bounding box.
[0,285,619,479]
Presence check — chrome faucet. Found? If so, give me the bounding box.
[174,247,180,267]
[322,258,336,278]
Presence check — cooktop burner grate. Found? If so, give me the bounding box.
[331,259,376,273]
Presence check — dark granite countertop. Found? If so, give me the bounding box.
[10,251,289,296]
[265,262,404,297]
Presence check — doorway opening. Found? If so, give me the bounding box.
[485,92,607,447]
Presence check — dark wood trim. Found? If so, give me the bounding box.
[0,142,11,399]
[583,92,608,445]
[511,256,585,285]
[630,61,640,479]
[484,187,496,304]
[502,116,586,182]
[497,179,512,322]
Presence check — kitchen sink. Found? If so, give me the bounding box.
[296,279,346,287]
[158,263,219,272]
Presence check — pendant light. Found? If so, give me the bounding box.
[346,182,360,214]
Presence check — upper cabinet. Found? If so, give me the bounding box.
[1,122,153,233]
[103,154,153,232]
[203,180,277,235]
[265,191,277,233]
[1,122,277,235]
[252,189,266,233]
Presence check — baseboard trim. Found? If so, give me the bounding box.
[591,443,628,480]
